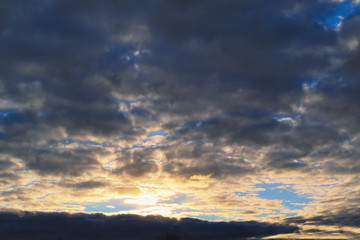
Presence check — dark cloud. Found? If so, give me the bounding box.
[0,157,22,185]
[161,142,256,179]
[0,0,352,178]
[0,0,141,141]
[112,148,159,177]
[141,0,337,121]
[60,180,110,190]
[44,102,133,136]
[150,0,335,84]
[287,206,360,228]
[0,188,33,203]
[115,160,159,177]
[172,110,289,146]
[23,149,101,177]
[0,2,359,238]
[0,211,299,240]
[285,187,360,237]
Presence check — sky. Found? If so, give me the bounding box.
[0,0,360,239]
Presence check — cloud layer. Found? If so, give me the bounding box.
[1,0,360,238]
[0,211,298,240]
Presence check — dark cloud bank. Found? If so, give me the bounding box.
[1,0,359,177]
[0,0,358,180]
[287,207,360,228]
[0,211,298,240]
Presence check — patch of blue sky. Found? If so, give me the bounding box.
[103,159,117,171]
[118,147,132,153]
[110,46,137,63]
[273,113,300,126]
[7,181,36,190]
[131,145,145,150]
[320,182,338,187]
[38,193,54,200]
[234,191,248,197]
[302,78,318,88]
[67,200,136,213]
[85,201,135,213]
[306,81,318,88]
[316,0,360,30]
[255,183,313,210]
[22,180,40,187]
[195,215,229,222]
[83,140,104,147]
[122,142,162,152]
[0,109,13,117]
[194,118,218,128]
[53,138,105,148]
[273,113,299,121]
[285,212,297,217]
[195,121,203,128]
[104,45,146,73]
[0,109,27,125]
[147,130,165,137]
[8,179,57,189]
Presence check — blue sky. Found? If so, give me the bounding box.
[256,183,312,211]
[316,0,360,30]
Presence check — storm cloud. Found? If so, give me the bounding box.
[0,211,299,240]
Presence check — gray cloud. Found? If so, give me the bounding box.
[162,142,256,179]
[0,1,359,237]
[0,211,299,240]
[287,207,360,228]
[24,149,101,177]
[0,0,356,180]
[60,180,110,190]
[0,157,22,185]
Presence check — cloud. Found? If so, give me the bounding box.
[61,180,110,190]
[285,207,360,238]
[0,211,299,240]
[0,157,22,185]
[288,209,360,228]
[0,1,359,238]
[24,149,102,177]
[0,0,350,179]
